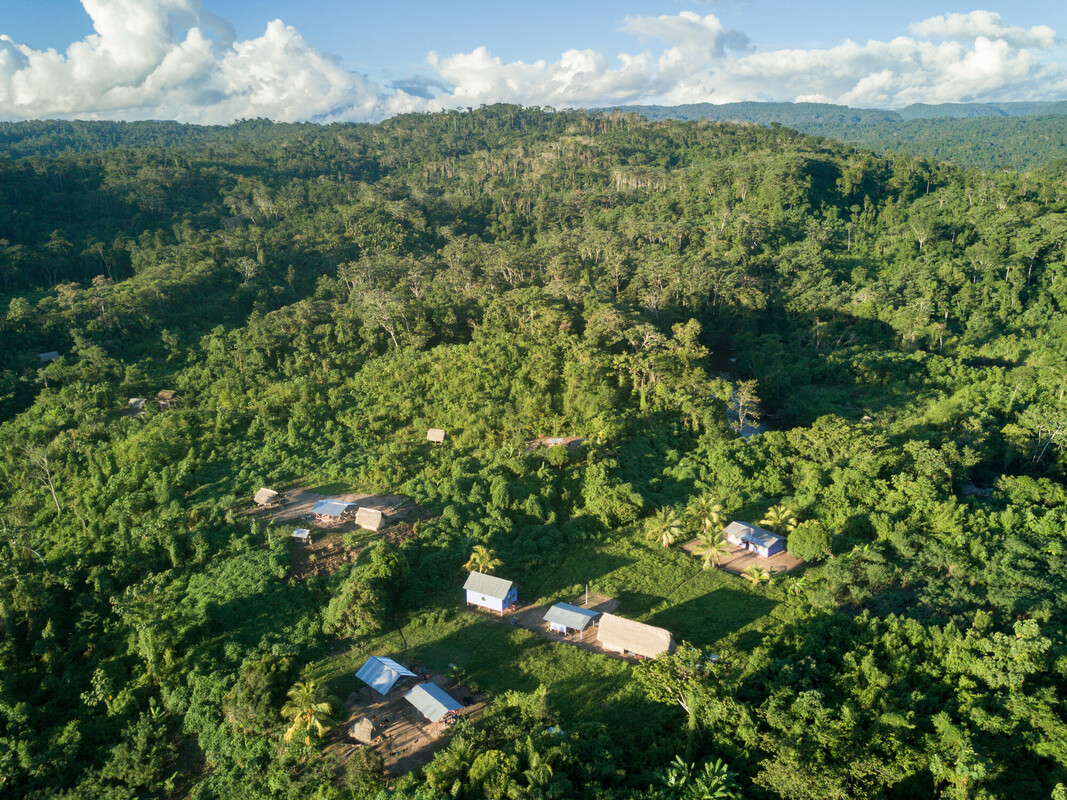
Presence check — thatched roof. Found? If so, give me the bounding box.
[155,390,177,401]
[596,613,673,659]
[348,717,379,744]
[254,488,279,506]
[427,428,446,443]
[463,571,514,600]
[355,507,385,531]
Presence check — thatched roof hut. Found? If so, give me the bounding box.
[596,613,674,659]
[427,428,446,443]
[156,390,179,410]
[355,507,385,531]
[254,488,279,506]
[348,717,379,744]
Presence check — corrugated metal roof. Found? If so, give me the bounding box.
[723,521,782,549]
[543,602,599,631]
[404,683,462,722]
[310,499,351,517]
[597,613,673,659]
[38,351,60,363]
[356,656,417,695]
[292,528,310,541]
[463,571,514,599]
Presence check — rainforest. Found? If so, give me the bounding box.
[2,106,1067,800]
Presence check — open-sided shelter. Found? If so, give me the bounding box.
[348,717,379,744]
[463,572,517,614]
[723,521,785,557]
[355,507,385,531]
[291,528,310,542]
[356,656,417,696]
[596,613,674,659]
[310,499,352,520]
[127,397,146,416]
[156,390,179,410]
[254,488,279,507]
[427,428,446,444]
[544,602,600,634]
[403,683,462,723]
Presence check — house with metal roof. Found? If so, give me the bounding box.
[723,521,785,558]
[404,683,462,723]
[291,528,310,543]
[463,571,517,614]
[355,656,417,696]
[544,602,600,634]
[38,351,60,364]
[596,613,674,660]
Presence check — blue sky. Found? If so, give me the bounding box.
[2,1,1067,122]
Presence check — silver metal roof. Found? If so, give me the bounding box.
[463,571,514,599]
[544,602,600,630]
[356,656,417,695]
[310,499,351,517]
[403,682,462,722]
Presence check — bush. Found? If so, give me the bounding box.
[787,521,832,562]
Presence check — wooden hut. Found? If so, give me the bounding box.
[348,717,379,744]
[596,613,674,659]
[254,488,280,507]
[463,572,517,614]
[427,428,446,444]
[355,507,385,531]
[156,390,179,410]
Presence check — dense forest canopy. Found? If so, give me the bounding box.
[3,105,1067,799]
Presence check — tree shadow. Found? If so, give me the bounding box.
[646,587,778,649]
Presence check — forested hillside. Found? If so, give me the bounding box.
[3,106,1067,799]
[615,101,1067,171]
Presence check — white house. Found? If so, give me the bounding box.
[463,571,517,614]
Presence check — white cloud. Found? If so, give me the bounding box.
[0,0,386,122]
[1,3,1066,123]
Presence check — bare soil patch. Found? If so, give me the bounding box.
[288,530,359,581]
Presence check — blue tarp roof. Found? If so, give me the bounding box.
[356,656,417,695]
[543,602,599,630]
[404,682,462,722]
[310,499,351,517]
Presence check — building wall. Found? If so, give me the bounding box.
[466,589,505,612]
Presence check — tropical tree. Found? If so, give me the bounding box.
[760,504,798,535]
[645,506,686,548]
[280,680,340,744]
[661,754,742,799]
[694,530,733,570]
[742,566,772,586]
[428,739,475,797]
[464,545,503,573]
[686,492,727,536]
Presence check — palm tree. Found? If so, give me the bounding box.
[686,492,727,537]
[645,506,686,548]
[742,566,772,586]
[464,545,502,573]
[694,530,733,570]
[760,504,798,535]
[428,739,474,796]
[280,680,339,744]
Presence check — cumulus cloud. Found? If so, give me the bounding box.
[0,0,389,122]
[1,2,1066,122]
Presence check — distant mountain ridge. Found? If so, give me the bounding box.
[604,101,1067,171]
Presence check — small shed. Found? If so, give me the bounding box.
[356,655,417,695]
[156,390,179,410]
[427,428,446,444]
[596,613,674,660]
[463,571,517,614]
[355,507,385,532]
[291,528,310,543]
[38,351,60,364]
[310,499,352,522]
[254,488,280,507]
[127,397,146,416]
[544,602,600,634]
[723,521,785,557]
[403,683,462,723]
[348,717,379,744]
